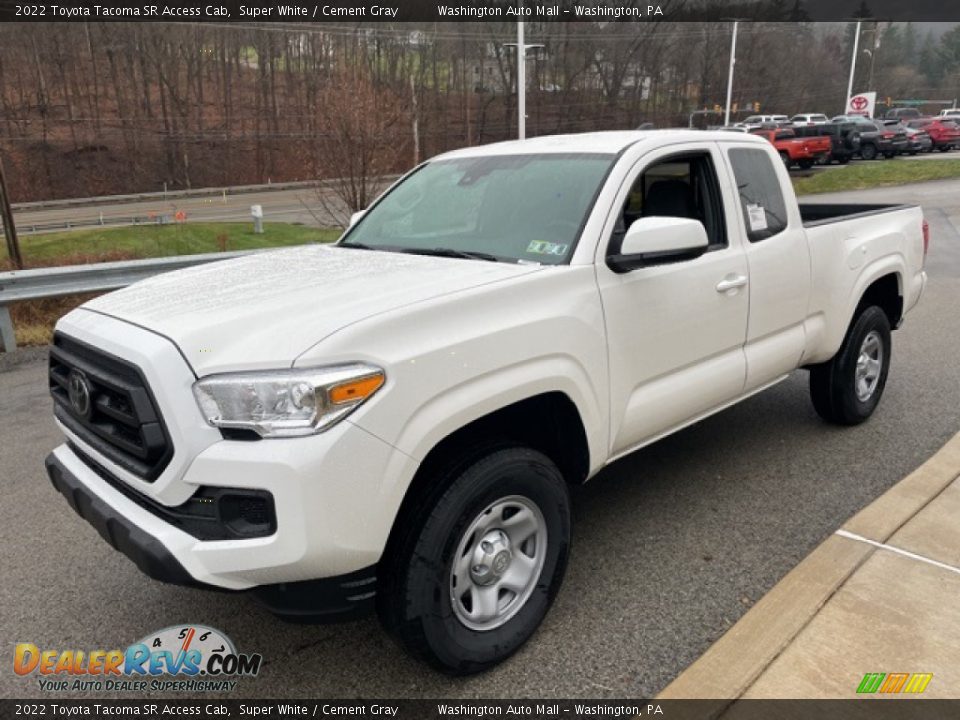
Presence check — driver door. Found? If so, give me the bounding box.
[596,143,749,457]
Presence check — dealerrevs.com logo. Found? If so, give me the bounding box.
[14,625,262,692]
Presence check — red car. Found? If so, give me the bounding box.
[908,119,960,152]
[751,129,832,169]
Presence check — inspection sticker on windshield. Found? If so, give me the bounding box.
[746,203,768,232]
[527,241,568,256]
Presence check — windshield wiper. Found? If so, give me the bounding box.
[401,247,501,262]
[337,241,376,250]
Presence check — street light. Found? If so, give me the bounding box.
[845,20,862,114]
[504,1,544,140]
[724,20,740,127]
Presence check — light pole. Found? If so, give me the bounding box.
[724,21,739,127]
[845,21,862,114]
[504,3,544,140]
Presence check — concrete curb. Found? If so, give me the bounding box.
[657,430,960,701]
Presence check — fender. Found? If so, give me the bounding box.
[806,254,904,366]
[365,353,606,480]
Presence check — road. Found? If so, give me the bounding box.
[1,180,959,700]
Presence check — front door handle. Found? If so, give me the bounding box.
[716,275,748,293]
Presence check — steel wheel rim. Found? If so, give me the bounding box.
[855,330,883,401]
[449,495,547,632]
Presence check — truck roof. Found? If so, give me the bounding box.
[435,130,768,160]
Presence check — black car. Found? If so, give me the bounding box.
[793,122,861,164]
[831,116,904,160]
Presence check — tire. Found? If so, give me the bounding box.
[939,146,950,153]
[837,156,850,165]
[809,306,891,425]
[377,446,571,675]
[860,143,877,161]
[779,151,791,168]
[798,159,814,170]
[883,151,896,159]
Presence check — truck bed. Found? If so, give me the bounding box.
[799,202,913,227]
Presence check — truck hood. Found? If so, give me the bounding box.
[83,245,542,375]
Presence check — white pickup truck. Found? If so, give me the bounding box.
[46,131,927,674]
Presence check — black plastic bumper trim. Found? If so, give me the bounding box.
[45,452,199,588]
[45,451,377,622]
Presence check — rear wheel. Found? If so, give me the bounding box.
[779,151,791,168]
[809,306,891,425]
[860,143,878,160]
[798,159,814,170]
[377,446,571,675]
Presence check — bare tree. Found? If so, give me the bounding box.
[311,66,407,225]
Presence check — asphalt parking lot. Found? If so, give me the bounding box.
[2,180,959,700]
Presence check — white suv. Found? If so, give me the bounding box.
[791,113,830,126]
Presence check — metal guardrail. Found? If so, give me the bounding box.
[10,180,321,212]
[0,250,256,352]
[9,214,181,236]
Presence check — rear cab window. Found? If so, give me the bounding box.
[726,148,788,243]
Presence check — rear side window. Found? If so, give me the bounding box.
[727,148,788,243]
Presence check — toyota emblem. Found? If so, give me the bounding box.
[67,370,92,419]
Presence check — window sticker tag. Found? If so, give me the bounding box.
[747,203,768,232]
[527,240,569,256]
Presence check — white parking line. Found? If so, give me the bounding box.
[835,528,960,575]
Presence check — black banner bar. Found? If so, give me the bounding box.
[2,0,960,23]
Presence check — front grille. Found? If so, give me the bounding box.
[49,333,173,481]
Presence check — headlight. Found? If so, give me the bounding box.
[192,364,385,438]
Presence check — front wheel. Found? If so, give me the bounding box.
[809,306,891,425]
[377,446,571,675]
[860,143,878,160]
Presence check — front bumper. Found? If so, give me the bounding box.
[46,310,420,619]
[45,450,379,621]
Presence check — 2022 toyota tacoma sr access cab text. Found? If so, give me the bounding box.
[45,131,927,674]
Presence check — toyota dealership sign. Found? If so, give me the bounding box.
[846,92,877,118]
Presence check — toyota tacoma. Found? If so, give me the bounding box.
[46,130,927,674]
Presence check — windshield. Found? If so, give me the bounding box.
[341,153,615,265]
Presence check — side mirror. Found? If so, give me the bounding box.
[607,216,709,274]
[349,209,366,227]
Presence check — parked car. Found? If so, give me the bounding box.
[791,113,830,127]
[741,114,790,130]
[793,122,861,164]
[882,120,933,154]
[937,108,960,121]
[45,130,928,674]
[908,118,960,152]
[831,116,900,160]
[752,127,832,168]
[885,107,923,121]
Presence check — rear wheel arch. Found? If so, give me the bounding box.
[855,272,903,329]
